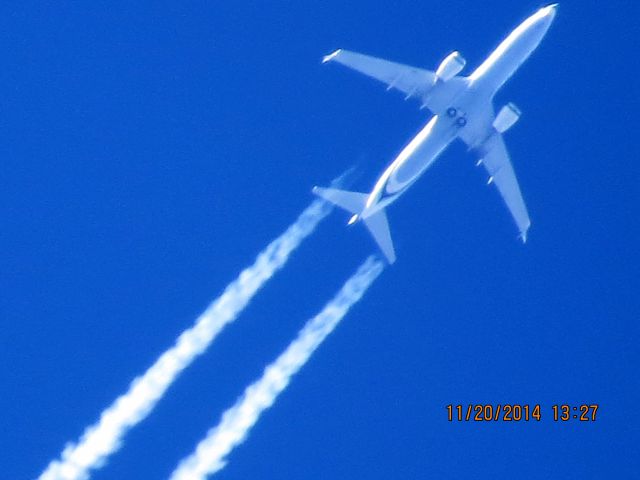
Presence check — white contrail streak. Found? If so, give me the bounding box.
[169,256,384,480]
[38,199,331,480]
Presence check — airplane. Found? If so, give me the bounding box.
[313,4,558,263]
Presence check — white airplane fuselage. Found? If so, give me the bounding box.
[359,5,557,220]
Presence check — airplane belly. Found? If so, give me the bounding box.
[386,116,457,194]
[470,6,555,95]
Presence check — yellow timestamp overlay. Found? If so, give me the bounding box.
[446,404,599,422]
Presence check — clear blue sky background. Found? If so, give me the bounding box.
[1,1,638,479]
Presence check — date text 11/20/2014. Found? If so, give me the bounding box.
[446,404,599,422]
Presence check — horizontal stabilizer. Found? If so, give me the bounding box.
[312,186,396,264]
[312,186,367,215]
[363,210,396,264]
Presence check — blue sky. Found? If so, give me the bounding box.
[1,1,638,478]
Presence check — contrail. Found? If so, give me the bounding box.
[38,199,331,480]
[169,256,384,480]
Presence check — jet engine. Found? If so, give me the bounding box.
[435,51,466,82]
[492,103,521,133]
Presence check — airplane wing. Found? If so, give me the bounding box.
[478,132,531,241]
[323,49,467,112]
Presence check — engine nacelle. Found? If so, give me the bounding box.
[492,103,521,133]
[435,51,466,82]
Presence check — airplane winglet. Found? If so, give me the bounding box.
[520,231,528,243]
[322,49,342,64]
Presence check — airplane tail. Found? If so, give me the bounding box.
[362,209,396,264]
[312,186,396,264]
